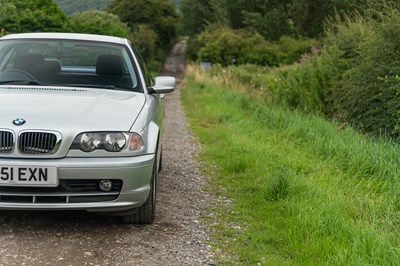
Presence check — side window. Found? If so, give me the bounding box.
[129,43,153,88]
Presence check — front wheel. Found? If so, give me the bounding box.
[122,161,157,224]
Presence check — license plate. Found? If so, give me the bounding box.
[0,166,58,186]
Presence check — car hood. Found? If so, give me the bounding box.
[0,86,145,133]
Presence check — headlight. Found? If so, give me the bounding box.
[71,132,144,153]
[104,133,126,152]
[80,133,102,152]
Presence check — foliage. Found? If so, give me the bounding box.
[182,65,400,265]
[191,4,400,139]
[0,0,69,33]
[172,0,180,7]
[55,0,111,15]
[179,0,366,40]
[202,45,343,113]
[241,1,294,41]
[179,0,215,36]
[108,0,178,49]
[288,0,367,37]
[274,36,319,65]
[69,10,129,38]
[129,25,158,60]
[195,27,272,65]
[179,0,293,40]
[129,24,164,72]
[0,1,19,34]
[270,46,343,113]
[326,8,400,137]
[188,27,317,66]
[107,0,178,72]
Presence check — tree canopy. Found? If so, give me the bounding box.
[69,10,130,38]
[0,0,68,33]
[180,0,211,36]
[180,0,369,40]
[108,0,178,48]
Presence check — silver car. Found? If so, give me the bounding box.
[0,33,175,224]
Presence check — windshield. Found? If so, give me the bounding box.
[0,39,142,91]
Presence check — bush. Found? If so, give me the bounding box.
[272,46,344,113]
[327,9,400,137]
[196,27,273,65]
[275,36,319,65]
[188,27,317,66]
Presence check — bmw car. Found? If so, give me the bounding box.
[0,33,175,224]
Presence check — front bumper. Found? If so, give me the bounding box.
[0,154,155,213]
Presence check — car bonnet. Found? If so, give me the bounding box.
[0,86,146,134]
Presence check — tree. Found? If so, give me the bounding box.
[0,0,69,33]
[0,1,20,33]
[180,0,293,40]
[108,0,178,48]
[70,10,129,38]
[288,0,367,37]
[130,24,158,61]
[242,7,293,40]
[180,0,212,36]
[12,0,68,32]
[179,0,370,40]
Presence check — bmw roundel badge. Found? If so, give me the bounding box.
[13,118,25,126]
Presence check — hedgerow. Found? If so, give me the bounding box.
[326,9,400,137]
[187,27,317,66]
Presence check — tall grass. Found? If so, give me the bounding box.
[182,65,400,265]
[204,44,343,114]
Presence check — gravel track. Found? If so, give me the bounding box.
[0,41,215,266]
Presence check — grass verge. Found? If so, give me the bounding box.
[181,65,400,265]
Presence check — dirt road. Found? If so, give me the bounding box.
[0,42,215,265]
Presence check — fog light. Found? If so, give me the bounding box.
[99,179,113,192]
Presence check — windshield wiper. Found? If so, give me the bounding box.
[63,84,119,90]
[0,80,41,85]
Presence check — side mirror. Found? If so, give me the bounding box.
[150,76,176,94]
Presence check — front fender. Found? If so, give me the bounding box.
[140,121,159,155]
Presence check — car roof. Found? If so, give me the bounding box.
[0,32,126,44]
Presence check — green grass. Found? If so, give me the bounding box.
[181,67,400,265]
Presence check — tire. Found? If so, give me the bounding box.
[122,161,157,224]
[158,147,163,173]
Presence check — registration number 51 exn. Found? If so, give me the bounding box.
[0,166,58,186]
